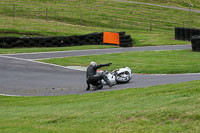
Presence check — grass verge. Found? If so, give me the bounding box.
[0,0,194,46]
[0,80,199,132]
[40,49,200,74]
[0,15,189,47]
[127,0,200,10]
[0,45,118,54]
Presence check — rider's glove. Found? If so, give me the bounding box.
[107,63,112,66]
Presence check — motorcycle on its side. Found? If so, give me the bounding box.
[92,67,132,90]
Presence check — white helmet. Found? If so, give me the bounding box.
[90,61,97,66]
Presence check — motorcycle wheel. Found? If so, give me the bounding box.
[116,72,131,84]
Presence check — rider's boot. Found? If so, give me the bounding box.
[102,74,113,88]
[86,80,90,91]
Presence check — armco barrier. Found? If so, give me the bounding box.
[175,27,200,41]
[185,28,191,41]
[175,27,180,40]
[180,27,185,41]
[0,32,133,48]
[191,35,200,52]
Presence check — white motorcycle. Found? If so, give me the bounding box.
[94,67,132,89]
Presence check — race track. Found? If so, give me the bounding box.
[1,45,200,96]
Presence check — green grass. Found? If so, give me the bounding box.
[129,31,189,46]
[0,80,199,132]
[0,0,196,46]
[40,49,200,74]
[0,15,190,47]
[128,0,200,10]
[1,0,200,30]
[0,45,118,54]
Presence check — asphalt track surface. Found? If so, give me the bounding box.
[1,45,200,96]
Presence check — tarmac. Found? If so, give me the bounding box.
[1,44,200,96]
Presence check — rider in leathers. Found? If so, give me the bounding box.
[86,62,113,90]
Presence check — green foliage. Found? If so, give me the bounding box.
[40,49,200,74]
[0,0,196,46]
[128,0,200,9]
[0,80,199,132]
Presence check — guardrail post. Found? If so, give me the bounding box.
[46,8,48,22]
[80,12,82,26]
[150,21,152,31]
[114,16,117,29]
[13,4,16,18]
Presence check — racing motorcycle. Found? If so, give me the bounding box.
[92,67,132,89]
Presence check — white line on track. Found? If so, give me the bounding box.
[28,49,186,60]
[0,45,199,97]
[1,55,200,75]
[0,94,24,97]
[33,49,188,60]
[1,45,189,56]
[0,55,86,71]
[136,73,200,76]
[33,53,115,60]
[3,46,191,60]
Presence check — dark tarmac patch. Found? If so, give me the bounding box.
[1,45,200,96]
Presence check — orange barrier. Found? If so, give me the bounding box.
[103,32,119,45]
